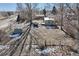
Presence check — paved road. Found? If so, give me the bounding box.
[0,15,17,29]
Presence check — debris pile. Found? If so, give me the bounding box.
[25,45,79,56]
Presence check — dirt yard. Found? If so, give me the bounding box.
[17,24,79,56]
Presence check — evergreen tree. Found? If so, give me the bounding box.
[43,9,46,17]
[51,6,57,15]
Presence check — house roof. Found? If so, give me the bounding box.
[44,17,54,21]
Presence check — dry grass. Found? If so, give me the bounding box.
[0,15,6,20]
[33,27,74,46]
[0,30,10,45]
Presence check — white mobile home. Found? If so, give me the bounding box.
[44,17,55,26]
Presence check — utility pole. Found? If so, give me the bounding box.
[77,4,79,28]
[26,3,32,27]
[60,3,63,30]
[76,4,79,40]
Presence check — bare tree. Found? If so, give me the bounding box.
[66,3,76,14]
[16,3,27,23]
[16,3,38,23]
[16,3,24,16]
[16,3,23,11]
[25,3,38,24]
[25,3,32,26]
